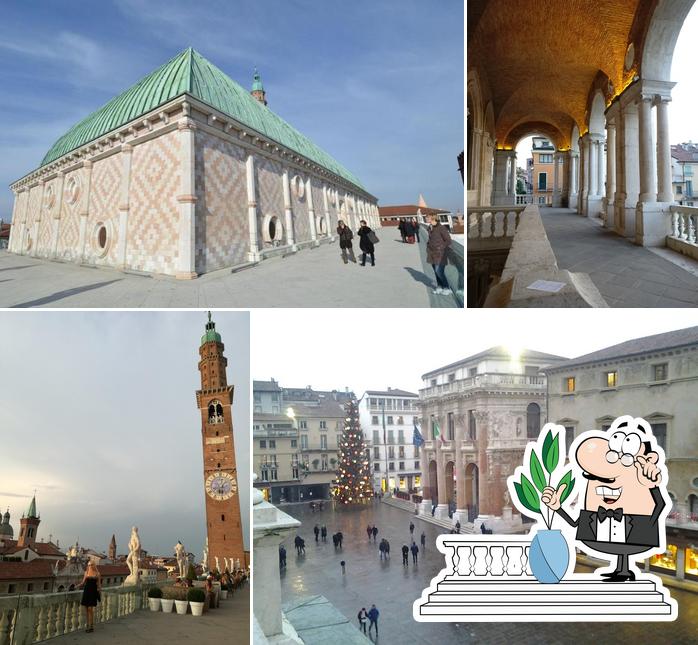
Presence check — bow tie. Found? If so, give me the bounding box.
[597,507,624,522]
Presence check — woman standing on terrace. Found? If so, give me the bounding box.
[79,561,102,633]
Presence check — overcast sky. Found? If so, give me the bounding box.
[515,3,698,168]
[0,311,249,558]
[252,309,698,395]
[0,0,463,220]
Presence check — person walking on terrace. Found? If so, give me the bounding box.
[79,561,102,633]
[337,220,355,264]
[368,604,380,636]
[357,219,377,266]
[402,543,409,565]
[427,213,452,296]
[411,541,419,564]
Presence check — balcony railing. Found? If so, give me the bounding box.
[515,194,533,205]
[420,373,545,398]
[670,204,698,244]
[0,584,155,644]
[468,206,526,241]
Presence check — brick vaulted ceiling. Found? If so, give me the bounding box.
[468,0,647,149]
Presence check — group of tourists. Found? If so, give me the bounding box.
[335,214,453,298]
[366,524,379,541]
[357,604,380,636]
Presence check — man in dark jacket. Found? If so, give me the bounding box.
[337,532,344,548]
[371,526,378,542]
[398,219,406,242]
[401,544,409,565]
[427,214,452,296]
[410,541,419,564]
[313,525,319,542]
[336,220,355,264]
[367,604,380,635]
[321,525,327,542]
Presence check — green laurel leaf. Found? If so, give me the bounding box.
[514,481,539,515]
[544,433,559,474]
[530,450,546,492]
[520,474,541,513]
[557,471,575,504]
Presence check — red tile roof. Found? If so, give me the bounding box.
[0,559,56,580]
[671,144,698,162]
[379,204,449,217]
[0,541,65,558]
[96,564,130,576]
[0,223,9,239]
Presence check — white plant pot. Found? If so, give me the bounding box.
[160,598,174,613]
[220,590,228,599]
[174,599,188,615]
[148,598,160,612]
[190,601,204,616]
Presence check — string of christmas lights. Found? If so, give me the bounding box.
[332,399,372,505]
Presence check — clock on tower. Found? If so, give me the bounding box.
[195,312,244,572]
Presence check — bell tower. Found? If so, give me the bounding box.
[251,68,267,106]
[196,312,244,572]
[17,494,40,548]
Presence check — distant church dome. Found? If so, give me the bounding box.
[0,509,13,537]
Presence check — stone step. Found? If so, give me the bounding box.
[435,579,658,592]
[429,590,663,603]
[420,601,673,617]
[380,497,476,533]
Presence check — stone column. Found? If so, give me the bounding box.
[656,99,673,203]
[509,151,517,200]
[30,180,45,258]
[77,161,93,263]
[175,120,197,279]
[322,184,332,240]
[246,154,261,262]
[622,102,640,238]
[253,497,301,641]
[50,172,65,258]
[282,169,296,250]
[469,128,483,193]
[453,415,467,525]
[418,443,432,516]
[492,150,512,205]
[434,425,449,519]
[552,152,561,207]
[638,97,656,204]
[580,136,590,215]
[568,152,579,209]
[17,187,30,253]
[116,144,132,269]
[589,139,599,201]
[605,123,616,229]
[306,177,318,245]
[597,139,605,199]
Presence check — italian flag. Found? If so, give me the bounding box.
[433,418,444,443]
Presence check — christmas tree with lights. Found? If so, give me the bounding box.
[333,399,372,505]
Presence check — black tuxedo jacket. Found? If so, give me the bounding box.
[556,486,665,547]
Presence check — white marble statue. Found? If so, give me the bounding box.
[202,537,209,571]
[174,541,187,578]
[235,558,240,570]
[252,473,264,505]
[124,526,141,586]
[215,556,220,573]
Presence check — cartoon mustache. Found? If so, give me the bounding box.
[582,471,616,484]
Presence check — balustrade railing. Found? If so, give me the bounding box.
[515,194,533,205]
[0,584,154,645]
[420,373,545,398]
[670,204,698,245]
[467,206,526,240]
[439,537,533,580]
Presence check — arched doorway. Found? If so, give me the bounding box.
[526,402,541,439]
[465,462,479,522]
[688,493,698,519]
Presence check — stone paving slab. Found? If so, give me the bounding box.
[283,594,370,644]
[51,585,249,644]
[540,208,698,307]
[0,233,458,308]
[277,500,698,644]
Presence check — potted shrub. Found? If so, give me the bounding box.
[147,587,162,611]
[188,588,206,617]
[172,586,189,614]
[160,586,176,613]
[511,427,575,584]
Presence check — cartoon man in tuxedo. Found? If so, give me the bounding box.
[542,417,668,583]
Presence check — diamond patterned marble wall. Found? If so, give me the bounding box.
[86,153,122,266]
[126,130,180,275]
[255,156,284,248]
[194,131,249,273]
[55,168,84,262]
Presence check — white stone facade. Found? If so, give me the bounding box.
[8,96,380,278]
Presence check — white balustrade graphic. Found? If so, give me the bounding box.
[440,539,533,579]
[0,584,154,645]
[670,204,698,244]
[468,206,525,241]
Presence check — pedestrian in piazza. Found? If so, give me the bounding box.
[384,539,390,559]
[357,219,377,267]
[332,533,339,548]
[398,219,406,243]
[409,521,415,536]
[371,525,378,542]
[336,220,356,264]
[321,525,327,542]
[411,541,419,564]
[401,544,409,566]
[337,532,344,548]
[379,539,386,560]
[366,524,372,540]
[420,531,426,550]
[426,213,452,296]
[294,535,302,554]
[412,217,421,243]
[357,607,368,634]
[314,525,319,542]
[367,604,380,636]
[79,561,102,633]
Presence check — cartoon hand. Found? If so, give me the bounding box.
[635,454,661,487]
[541,484,566,511]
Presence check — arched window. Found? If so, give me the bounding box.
[689,494,698,519]
[208,401,224,424]
[526,403,541,439]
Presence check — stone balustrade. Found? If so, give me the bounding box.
[515,194,533,205]
[439,538,534,579]
[468,206,526,242]
[670,204,698,244]
[0,584,154,645]
[420,372,546,398]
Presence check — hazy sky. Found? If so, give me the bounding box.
[252,309,698,395]
[0,311,250,557]
[515,2,698,169]
[0,0,464,220]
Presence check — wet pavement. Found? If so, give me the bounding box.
[278,500,698,644]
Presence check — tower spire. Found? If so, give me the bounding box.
[251,68,267,106]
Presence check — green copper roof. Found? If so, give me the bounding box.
[252,68,264,92]
[201,311,221,346]
[40,48,366,189]
[26,495,37,518]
